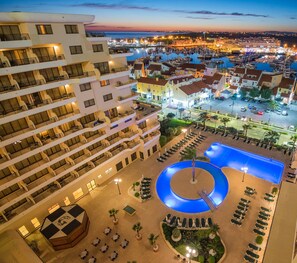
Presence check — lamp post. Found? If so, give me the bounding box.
[241,167,248,183]
[186,246,197,263]
[182,128,187,138]
[114,178,122,195]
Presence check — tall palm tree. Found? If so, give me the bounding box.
[290,134,297,152]
[242,124,252,138]
[210,223,220,234]
[132,222,143,239]
[148,233,159,251]
[180,148,198,183]
[220,117,230,134]
[264,130,280,145]
[199,112,210,128]
[268,100,278,111]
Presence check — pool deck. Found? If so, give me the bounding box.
[34,127,291,263]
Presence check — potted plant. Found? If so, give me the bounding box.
[255,235,263,245]
[171,228,181,242]
[109,208,119,224]
[148,233,159,252]
[132,222,143,240]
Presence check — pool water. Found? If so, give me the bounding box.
[156,161,229,213]
[204,142,284,184]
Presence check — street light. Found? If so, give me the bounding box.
[186,246,197,263]
[241,167,248,183]
[182,128,187,138]
[114,178,122,195]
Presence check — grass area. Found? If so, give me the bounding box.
[162,223,224,263]
[168,118,192,127]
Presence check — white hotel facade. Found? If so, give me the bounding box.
[0,12,160,236]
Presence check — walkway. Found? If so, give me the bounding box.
[199,190,217,211]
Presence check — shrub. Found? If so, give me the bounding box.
[134,192,140,198]
[172,228,181,239]
[167,113,176,119]
[255,236,263,244]
[272,187,278,195]
[198,255,205,263]
[208,256,215,263]
[135,182,140,186]
[159,135,167,147]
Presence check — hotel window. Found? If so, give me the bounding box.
[92,44,103,52]
[131,152,137,161]
[100,80,110,87]
[125,157,129,165]
[79,83,91,92]
[69,45,83,55]
[36,24,53,35]
[31,218,40,228]
[87,180,96,192]
[64,196,71,206]
[18,226,29,237]
[116,162,123,172]
[48,203,60,214]
[84,99,95,108]
[94,62,109,75]
[103,93,113,102]
[73,188,84,200]
[65,24,78,34]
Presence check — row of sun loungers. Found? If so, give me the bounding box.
[163,214,213,229]
[140,178,152,200]
[231,198,251,227]
[245,186,257,197]
[156,132,198,163]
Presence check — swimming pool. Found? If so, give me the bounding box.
[204,142,284,184]
[156,161,229,213]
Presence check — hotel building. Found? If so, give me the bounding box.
[0,12,160,236]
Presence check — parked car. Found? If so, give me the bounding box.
[241,107,247,112]
[281,110,288,116]
[276,109,281,115]
[288,125,295,131]
[257,111,264,115]
[265,109,271,113]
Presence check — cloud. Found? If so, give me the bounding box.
[72,2,159,11]
[186,16,214,20]
[290,17,296,20]
[175,9,268,18]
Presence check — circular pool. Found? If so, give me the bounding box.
[156,161,229,213]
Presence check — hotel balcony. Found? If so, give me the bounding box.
[86,32,111,42]
[109,110,136,127]
[141,131,161,146]
[0,55,66,76]
[117,92,139,104]
[135,103,162,123]
[68,71,97,84]
[0,96,76,125]
[0,33,32,49]
[139,121,160,137]
[115,79,137,90]
[100,66,130,81]
[109,48,133,59]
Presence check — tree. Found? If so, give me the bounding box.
[289,134,297,151]
[264,130,280,144]
[268,100,278,111]
[242,124,252,138]
[199,112,210,128]
[220,117,230,133]
[148,233,159,251]
[210,224,220,234]
[132,222,143,240]
[249,87,260,98]
[211,115,219,130]
[180,147,198,183]
[167,112,175,119]
[260,88,272,100]
[239,89,247,98]
[109,208,119,223]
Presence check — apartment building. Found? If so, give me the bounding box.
[0,12,160,236]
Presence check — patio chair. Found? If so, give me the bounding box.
[244,255,257,263]
[248,243,261,251]
[253,229,265,236]
[256,219,268,226]
[231,219,242,226]
[246,250,259,259]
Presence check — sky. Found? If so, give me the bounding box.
[1,0,297,32]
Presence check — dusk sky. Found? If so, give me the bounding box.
[1,0,297,32]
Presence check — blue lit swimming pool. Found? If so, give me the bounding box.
[156,161,229,213]
[204,142,284,184]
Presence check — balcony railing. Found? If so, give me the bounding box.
[101,66,129,76]
[36,54,65,63]
[68,71,95,79]
[0,33,30,41]
[6,57,36,67]
[0,85,18,93]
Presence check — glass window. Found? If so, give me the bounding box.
[18,225,29,236]
[116,162,123,171]
[84,99,95,108]
[65,24,79,34]
[69,45,83,55]
[131,152,137,161]
[36,24,53,35]
[94,62,109,75]
[92,44,103,52]
[73,188,84,200]
[103,93,113,102]
[31,218,40,228]
[86,180,96,192]
[48,203,60,214]
[125,157,129,165]
[79,83,91,92]
[100,80,110,87]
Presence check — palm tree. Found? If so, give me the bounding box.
[268,100,278,111]
[264,130,280,145]
[242,124,252,138]
[289,134,297,153]
[180,148,197,183]
[199,112,210,128]
[220,117,230,134]
[211,115,219,130]
[210,223,220,234]
[148,233,159,251]
[109,208,119,223]
[132,222,143,240]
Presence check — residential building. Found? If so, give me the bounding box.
[146,63,162,77]
[0,12,160,237]
[202,73,226,92]
[175,63,206,78]
[130,62,145,79]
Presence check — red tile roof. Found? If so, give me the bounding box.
[280,92,290,98]
[147,64,162,71]
[179,63,206,71]
[233,67,245,74]
[179,81,209,95]
[134,63,143,70]
[138,77,168,86]
[229,85,238,90]
[170,75,194,84]
[246,68,262,78]
[202,73,223,85]
[258,74,273,86]
[279,77,294,89]
[272,87,278,95]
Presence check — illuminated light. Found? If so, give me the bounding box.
[108,61,113,65]
[72,102,75,105]
[65,84,69,89]
[53,45,59,51]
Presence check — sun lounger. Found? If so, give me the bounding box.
[195,218,200,228]
[188,218,193,228]
[246,250,259,259]
[265,193,274,198]
[253,229,265,236]
[239,201,249,208]
[258,214,269,221]
[260,207,270,212]
[231,219,242,226]
[207,218,213,227]
[255,223,266,230]
[259,211,270,217]
[248,243,261,251]
[201,218,206,227]
[235,210,246,216]
[264,196,274,202]
[241,198,251,203]
[181,218,187,228]
[233,213,245,220]
[157,158,164,162]
[257,219,268,226]
[238,205,248,211]
[169,216,176,226]
[244,255,257,263]
[163,214,171,223]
